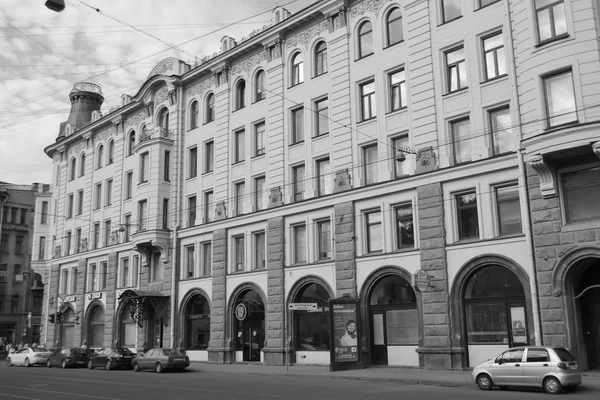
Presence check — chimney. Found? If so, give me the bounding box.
[56,82,104,141]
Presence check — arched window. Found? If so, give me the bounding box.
[254,70,266,102]
[294,283,330,351]
[275,11,280,23]
[291,52,304,86]
[88,305,105,348]
[358,21,374,59]
[128,131,136,156]
[206,93,215,123]
[189,100,199,130]
[314,42,328,76]
[184,293,211,350]
[235,80,246,110]
[159,108,169,133]
[107,140,114,164]
[386,8,403,47]
[119,304,136,348]
[96,145,104,169]
[79,153,86,176]
[70,158,76,181]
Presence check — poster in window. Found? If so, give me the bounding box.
[510,306,527,344]
[331,301,359,363]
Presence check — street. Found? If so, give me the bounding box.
[0,363,598,400]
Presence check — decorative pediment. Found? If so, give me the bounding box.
[94,126,116,143]
[230,51,268,78]
[187,76,217,98]
[69,141,86,156]
[125,110,146,130]
[154,87,169,105]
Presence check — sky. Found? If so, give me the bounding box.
[0,0,314,185]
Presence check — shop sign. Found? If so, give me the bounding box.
[288,303,317,311]
[510,306,527,344]
[88,292,102,300]
[235,303,247,321]
[413,269,431,292]
[65,296,76,302]
[329,297,361,367]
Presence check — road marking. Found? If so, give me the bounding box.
[0,385,125,400]
[0,394,42,400]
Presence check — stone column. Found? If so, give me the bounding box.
[46,263,61,347]
[334,202,355,297]
[208,228,229,362]
[73,260,87,346]
[264,216,285,364]
[104,252,117,347]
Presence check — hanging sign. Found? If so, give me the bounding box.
[288,303,317,311]
[413,269,431,292]
[235,303,247,321]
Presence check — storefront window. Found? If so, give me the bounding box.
[120,305,136,348]
[60,309,74,347]
[294,283,330,351]
[88,306,105,348]
[184,294,210,350]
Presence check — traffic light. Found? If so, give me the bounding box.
[56,313,62,324]
[48,313,55,324]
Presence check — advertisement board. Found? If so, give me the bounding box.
[329,296,361,370]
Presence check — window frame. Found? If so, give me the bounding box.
[96,144,104,170]
[316,219,332,260]
[127,131,136,156]
[254,70,266,102]
[185,245,195,279]
[488,106,514,155]
[234,181,246,216]
[187,196,196,227]
[254,122,266,157]
[362,143,378,185]
[542,69,578,129]
[316,158,332,196]
[482,32,506,82]
[314,41,328,77]
[364,209,383,253]
[254,176,267,211]
[201,241,212,277]
[105,179,113,206]
[292,223,307,264]
[357,20,374,59]
[203,190,214,223]
[234,129,245,163]
[205,93,215,123]
[359,79,377,121]
[389,68,406,112]
[494,183,523,237]
[291,106,305,144]
[253,231,266,270]
[233,235,245,272]
[385,7,403,47]
[445,45,467,93]
[189,100,199,130]
[314,97,329,137]
[188,147,198,178]
[76,189,84,216]
[235,79,246,111]
[534,0,569,45]
[291,52,304,86]
[441,0,462,24]
[139,151,149,183]
[204,141,214,173]
[456,190,480,241]
[292,164,305,202]
[94,183,102,210]
[164,150,171,182]
[125,171,133,200]
[451,117,472,165]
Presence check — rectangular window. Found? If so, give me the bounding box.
[293,224,307,264]
[363,144,378,185]
[292,164,305,202]
[76,190,83,215]
[317,219,332,260]
[0,264,6,283]
[67,193,74,218]
[0,234,8,252]
[255,176,267,211]
[70,268,78,294]
[75,228,81,254]
[104,219,111,246]
[204,141,214,173]
[189,147,198,178]
[38,236,46,260]
[201,241,212,277]
[162,199,169,229]
[365,210,383,253]
[188,196,196,227]
[543,70,577,127]
[204,191,214,222]
[489,107,515,155]
[19,209,26,224]
[389,69,406,111]
[483,33,506,81]
[140,152,149,183]
[88,263,97,292]
[15,236,24,254]
[315,98,329,137]
[316,158,332,196]
[120,258,130,287]
[125,171,133,199]
[124,214,131,242]
[234,236,245,272]
[93,223,100,249]
[164,150,170,181]
[392,136,412,177]
[234,129,245,163]
[234,182,245,216]
[394,203,414,249]
[60,269,69,294]
[254,122,265,156]
[131,256,139,287]
[11,208,17,223]
[359,80,376,121]
[451,118,473,164]
[479,0,500,7]
[446,46,467,92]
[138,200,148,231]
[105,179,113,206]
[291,107,304,144]
[457,192,479,240]
[65,231,71,255]
[441,0,461,23]
[496,185,522,236]
[99,261,107,290]
[561,167,600,223]
[535,0,567,43]
[41,201,48,224]
[254,231,266,269]
[186,245,195,278]
[94,183,102,210]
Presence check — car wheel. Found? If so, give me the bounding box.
[155,362,163,373]
[105,360,112,371]
[61,360,67,369]
[476,373,493,390]
[87,360,94,369]
[133,362,140,372]
[6,357,11,367]
[46,359,52,368]
[544,376,563,394]
[24,358,31,367]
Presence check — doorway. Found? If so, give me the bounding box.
[145,307,163,350]
[233,289,265,362]
[575,260,600,369]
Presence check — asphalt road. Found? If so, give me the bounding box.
[0,363,597,400]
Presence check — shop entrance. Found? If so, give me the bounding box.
[233,289,264,362]
[573,259,600,370]
[145,307,163,350]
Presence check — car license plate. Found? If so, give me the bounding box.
[77,361,84,364]
[173,358,184,361]
[124,356,132,359]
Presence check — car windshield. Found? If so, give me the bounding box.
[115,348,134,355]
[32,348,48,353]
[163,349,182,356]
[554,348,576,361]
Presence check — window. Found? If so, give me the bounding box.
[159,108,169,133]
[365,210,383,253]
[188,196,196,227]
[41,201,48,224]
[60,269,69,294]
[0,264,6,283]
[140,152,149,183]
[164,151,170,181]
[125,171,133,199]
[0,234,7,252]
[291,107,304,143]
[107,140,114,164]
[120,258,130,287]
[75,228,81,253]
[189,147,198,178]
[357,21,374,58]
[10,208,16,223]
[204,141,214,173]
[70,158,76,181]
[292,164,305,201]
[254,231,266,269]
[315,98,329,136]
[363,144,378,185]
[93,223,100,249]
[316,158,332,196]
[489,107,515,154]
[255,70,266,101]
[124,214,131,242]
[543,70,577,127]
[76,190,83,215]
[394,203,414,249]
[162,199,169,229]
[386,8,403,46]
[79,153,86,176]
[99,261,107,289]
[483,33,506,81]
[19,209,25,224]
[535,0,567,43]
[293,224,307,263]
[446,46,467,92]
[204,191,214,222]
[561,167,600,223]
[15,235,24,254]
[105,179,113,206]
[96,145,104,169]
[291,53,304,86]
[206,93,215,123]
[94,183,102,210]
[441,0,461,23]
[104,219,111,246]
[234,129,245,163]
[65,231,72,255]
[88,263,97,291]
[235,80,246,110]
[359,80,376,121]
[452,118,473,164]
[234,236,245,272]
[526,348,549,363]
[67,193,74,218]
[479,0,499,7]
[254,122,265,156]
[131,255,139,287]
[128,131,136,156]
[389,69,406,112]
[293,283,331,351]
[255,176,267,211]
[185,245,195,278]
[457,192,479,240]
[38,236,46,259]
[317,219,331,260]
[201,241,212,276]
[234,182,246,216]
[496,185,522,235]
[392,135,412,177]
[314,42,328,76]
[189,101,199,130]
[138,200,148,231]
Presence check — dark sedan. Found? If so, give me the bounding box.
[132,348,189,373]
[47,347,88,368]
[87,347,135,370]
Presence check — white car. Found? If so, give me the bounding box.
[6,347,52,367]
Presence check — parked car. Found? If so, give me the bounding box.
[472,346,581,394]
[6,347,52,367]
[132,348,189,373]
[87,347,135,370]
[46,347,88,368]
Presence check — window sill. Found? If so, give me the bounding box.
[442,87,469,98]
[386,106,407,116]
[138,180,149,185]
[543,120,579,133]
[561,220,600,233]
[438,15,463,27]
[384,40,404,50]
[312,132,329,139]
[251,153,266,160]
[475,1,501,11]
[201,170,214,176]
[312,71,328,79]
[480,74,508,86]
[357,116,377,125]
[231,160,245,166]
[535,33,570,49]
[186,176,198,181]
[289,82,304,90]
[232,106,246,113]
[289,140,305,147]
[252,98,266,105]
[355,53,374,62]
[202,120,215,126]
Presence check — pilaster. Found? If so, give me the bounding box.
[104,252,118,346]
[264,216,285,364]
[208,229,229,362]
[334,202,356,297]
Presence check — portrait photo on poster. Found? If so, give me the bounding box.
[332,302,359,363]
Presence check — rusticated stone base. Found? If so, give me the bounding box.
[208,347,233,363]
[416,347,464,370]
[262,347,287,365]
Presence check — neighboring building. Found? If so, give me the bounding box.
[0,182,46,346]
[30,0,600,371]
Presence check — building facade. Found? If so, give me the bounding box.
[31,0,600,370]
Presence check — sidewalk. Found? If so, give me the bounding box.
[191,361,600,390]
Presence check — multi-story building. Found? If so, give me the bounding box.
[0,183,45,345]
[30,0,600,370]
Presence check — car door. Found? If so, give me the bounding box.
[94,348,106,367]
[143,349,156,369]
[13,349,27,365]
[491,348,525,386]
[521,348,551,386]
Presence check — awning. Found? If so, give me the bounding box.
[118,289,169,327]
[118,289,167,300]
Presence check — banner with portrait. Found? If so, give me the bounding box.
[330,299,359,364]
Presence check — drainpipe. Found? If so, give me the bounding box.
[504,0,542,346]
[169,84,184,348]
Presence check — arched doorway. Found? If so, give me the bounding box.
[183,293,211,350]
[87,305,105,349]
[118,304,136,349]
[232,288,265,362]
[59,308,75,348]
